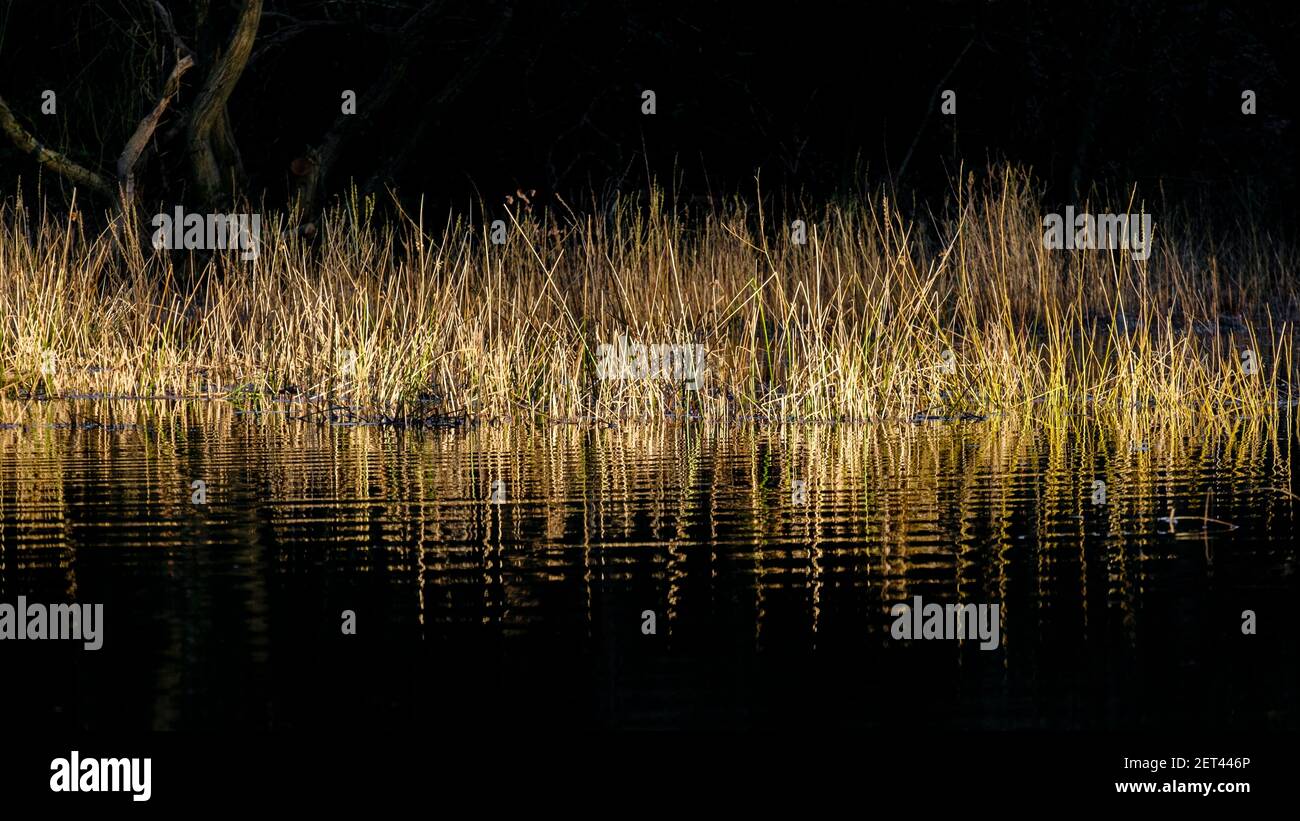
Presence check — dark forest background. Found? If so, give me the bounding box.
[0,0,1296,228]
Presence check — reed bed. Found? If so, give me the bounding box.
[1,168,1295,425]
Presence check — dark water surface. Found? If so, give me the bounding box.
[1,401,1296,733]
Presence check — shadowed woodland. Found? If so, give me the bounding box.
[1,1,1297,222]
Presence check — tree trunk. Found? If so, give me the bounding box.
[188,0,262,208]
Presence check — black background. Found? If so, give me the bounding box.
[0,0,1296,224]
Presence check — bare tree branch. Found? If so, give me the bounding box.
[118,53,195,207]
[895,35,976,186]
[151,0,194,58]
[188,0,263,206]
[363,4,514,197]
[0,95,114,197]
[249,19,398,66]
[293,0,453,215]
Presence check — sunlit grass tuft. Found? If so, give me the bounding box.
[1,168,1295,426]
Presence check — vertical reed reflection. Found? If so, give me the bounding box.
[0,399,1295,730]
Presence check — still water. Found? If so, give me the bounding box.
[1,400,1296,733]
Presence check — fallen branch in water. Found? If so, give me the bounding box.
[1158,504,1238,533]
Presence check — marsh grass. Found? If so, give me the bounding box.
[1,168,1296,426]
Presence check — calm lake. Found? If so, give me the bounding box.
[2,400,1296,733]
